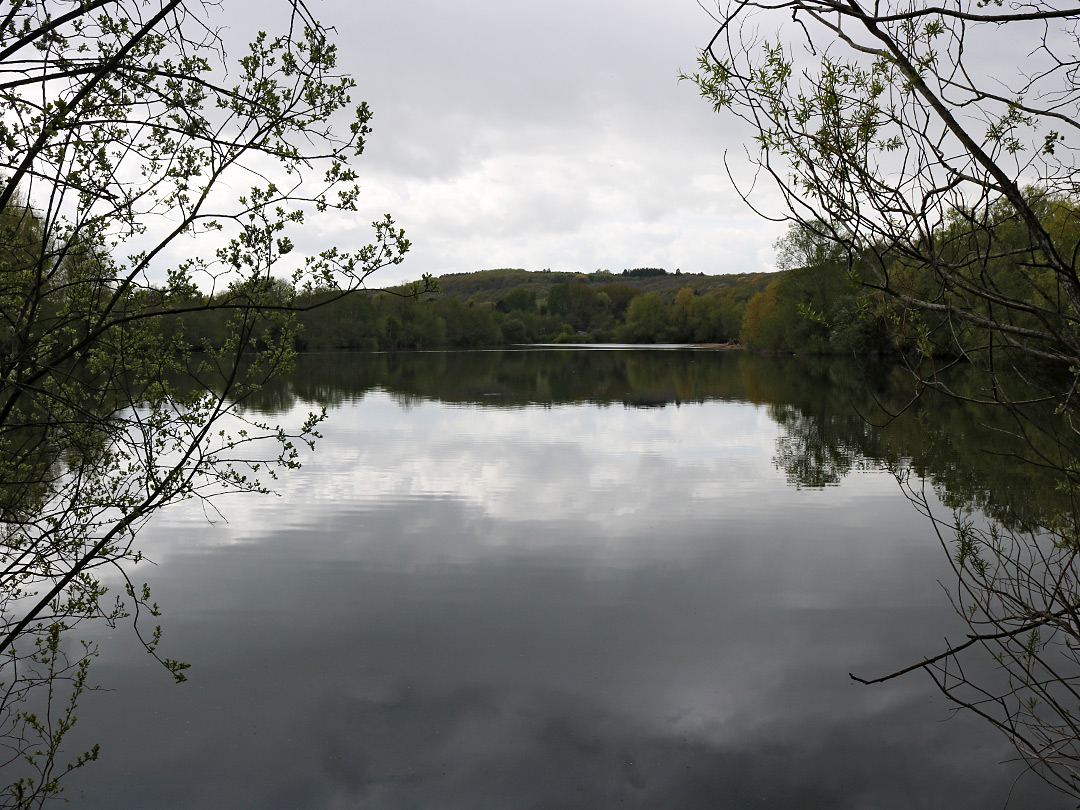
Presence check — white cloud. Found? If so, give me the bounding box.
[135,390,919,568]
[199,0,785,287]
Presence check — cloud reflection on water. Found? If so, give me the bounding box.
[66,353,1061,809]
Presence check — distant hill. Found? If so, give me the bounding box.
[435,268,780,305]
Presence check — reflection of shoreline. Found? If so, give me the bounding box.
[236,349,1066,532]
[277,347,818,411]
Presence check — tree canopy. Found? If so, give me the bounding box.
[687,0,1080,795]
[0,0,407,803]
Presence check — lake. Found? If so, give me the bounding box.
[64,348,1064,808]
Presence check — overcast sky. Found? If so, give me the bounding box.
[239,0,787,286]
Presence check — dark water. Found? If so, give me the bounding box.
[65,349,1064,808]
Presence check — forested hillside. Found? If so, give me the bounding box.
[159,267,778,351]
[293,267,774,349]
[435,267,769,302]
[161,194,1080,357]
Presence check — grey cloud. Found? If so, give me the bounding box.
[269,0,774,281]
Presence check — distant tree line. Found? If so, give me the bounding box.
[155,195,1080,356]
[141,259,879,353]
[154,274,765,350]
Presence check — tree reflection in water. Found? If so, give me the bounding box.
[73,347,1075,808]
[345,348,1080,794]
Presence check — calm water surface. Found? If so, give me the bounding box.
[67,349,1063,808]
